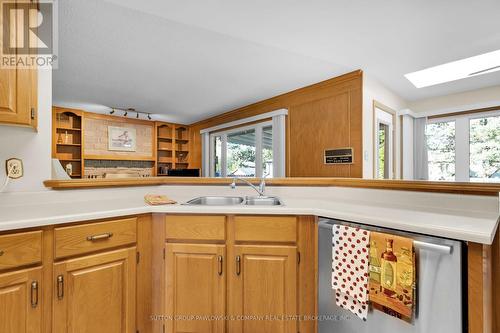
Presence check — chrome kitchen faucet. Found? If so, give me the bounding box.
[230,177,266,197]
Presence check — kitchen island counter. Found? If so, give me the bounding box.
[0,185,498,244]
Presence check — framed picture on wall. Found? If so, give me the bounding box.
[108,126,137,151]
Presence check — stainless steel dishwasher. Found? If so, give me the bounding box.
[318,218,465,333]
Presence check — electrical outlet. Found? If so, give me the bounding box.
[6,158,23,179]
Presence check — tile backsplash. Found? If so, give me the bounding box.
[84,160,154,178]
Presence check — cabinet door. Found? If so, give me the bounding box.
[53,247,136,333]
[0,267,42,333]
[165,243,226,333]
[0,0,37,128]
[229,245,297,333]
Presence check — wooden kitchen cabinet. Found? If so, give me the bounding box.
[160,215,307,333]
[165,243,226,333]
[229,245,297,333]
[0,267,42,333]
[0,0,38,128]
[52,247,137,333]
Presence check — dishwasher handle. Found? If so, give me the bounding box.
[318,220,453,255]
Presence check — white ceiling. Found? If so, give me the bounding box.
[54,0,500,123]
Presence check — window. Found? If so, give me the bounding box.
[469,115,500,182]
[227,128,256,177]
[373,103,396,179]
[426,121,456,181]
[377,123,390,179]
[425,110,500,182]
[209,121,278,178]
[201,109,287,178]
[262,125,273,178]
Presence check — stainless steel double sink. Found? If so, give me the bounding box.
[184,196,283,206]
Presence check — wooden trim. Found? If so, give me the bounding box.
[42,226,54,333]
[468,242,493,333]
[83,111,156,126]
[428,105,500,120]
[297,216,317,333]
[373,100,397,179]
[151,213,166,333]
[136,214,153,333]
[84,155,156,162]
[493,227,500,333]
[43,177,500,195]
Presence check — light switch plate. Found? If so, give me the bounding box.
[6,158,23,179]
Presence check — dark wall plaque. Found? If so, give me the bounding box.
[324,148,354,164]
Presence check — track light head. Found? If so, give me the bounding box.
[109,107,152,120]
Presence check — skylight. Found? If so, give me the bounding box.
[405,49,500,88]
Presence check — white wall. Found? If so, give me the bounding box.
[0,68,52,192]
[363,74,408,179]
[401,114,414,179]
[408,84,500,115]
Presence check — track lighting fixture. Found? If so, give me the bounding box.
[109,107,153,120]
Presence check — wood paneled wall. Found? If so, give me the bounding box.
[190,70,363,177]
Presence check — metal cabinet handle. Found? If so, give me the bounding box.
[31,281,39,308]
[86,232,113,241]
[413,240,452,255]
[218,255,223,276]
[235,255,241,276]
[57,275,64,300]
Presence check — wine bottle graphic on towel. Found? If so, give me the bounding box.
[380,239,397,296]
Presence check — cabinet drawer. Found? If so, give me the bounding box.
[234,216,297,243]
[0,230,42,270]
[165,215,226,241]
[55,218,137,259]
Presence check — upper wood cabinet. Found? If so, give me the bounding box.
[0,0,38,128]
[165,243,226,333]
[52,247,137,333]
[0,267,42,333]
[229,245,297,333]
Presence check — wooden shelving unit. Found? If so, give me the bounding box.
[175,126,190,169]
[155,122,191,176]
[52,107,84,179]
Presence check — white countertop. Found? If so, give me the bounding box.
[0,185,498,244]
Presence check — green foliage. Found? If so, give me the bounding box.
[426,116,500,181]
[470,116,500,180]
[227,143,256,176]
[378,125,386,178]
[426,121,456,180]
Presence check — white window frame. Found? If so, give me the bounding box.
[373,102,397,179]
[201,109,287,178]
[427,109,500,182]
[209,121,272,178]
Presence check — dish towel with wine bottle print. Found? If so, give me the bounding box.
[368,232,415,323]
[332,224,370,321]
